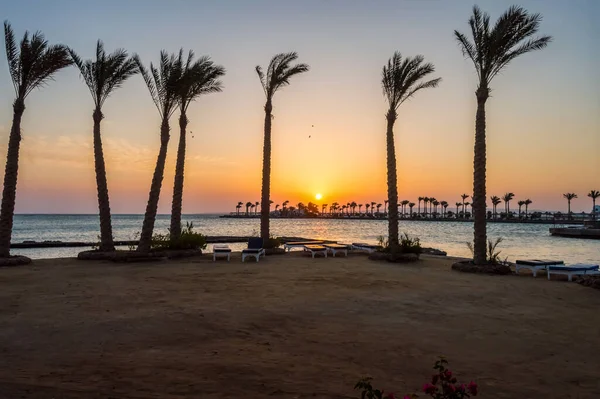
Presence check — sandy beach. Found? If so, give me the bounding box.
[1,253,599,398]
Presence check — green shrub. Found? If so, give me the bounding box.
[399,233,422,255]
[466,237,507,265]
[151,222,207,251]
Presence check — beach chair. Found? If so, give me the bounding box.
[213,244,232,262]
[351,242,382,254]
[304,244,328,258]
[283,240,323,252]
[515,259,564,277]
[547,264,600,282]
[323,243,349,257]
[242,238,266,262]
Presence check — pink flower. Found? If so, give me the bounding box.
[467,381,478,396]
[444,370,453,379]
[423,383,437,395]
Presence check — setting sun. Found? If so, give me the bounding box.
[315,193,322,200]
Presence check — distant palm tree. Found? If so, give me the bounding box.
[365,203,371,215]
[429,197,437,215]
[440,201,448,218]
[350,201,357,215]
[331,202,339,215]
[275,204,280,211]
[245,201,252,215]
[418,197,423,216]
[69,41,137,252]
[282,200,289,215]
[321,203,327,214]
[455,5,551,264]
[588,190,599,219]
[490,196,501,219]
[464,202,471,218]
[255,201,260,216]
[256,52,309,240]
[432,200,440,217]
[423,197,430,217]
[401,200,409,217]
[524,199,532,218]
[0,22,72,258]
[376,203,383,214]
[236,202,243,215]
[382,52,440,252]
[460,193,469,217]
[170,52,224,239]
[409,202,415,216]
[563,193,577,218]
[384,199,389,214]
[517,200,525,218]
[134,50,184,252]
[503,192,515,216]
[358,204,363,214]
[370,201,376,215]
[455,202,462,218]
[251,203,256,215]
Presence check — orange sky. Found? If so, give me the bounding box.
[1,1,599,214]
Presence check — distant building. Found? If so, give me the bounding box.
[594,205,600,214]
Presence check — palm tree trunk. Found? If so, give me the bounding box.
[260,100,272,241]
[473,87,489,265]
[385,110,399,252]
[137,120,170,252]
[92,108,115,252]
[0,99,25,257]
[170,112,188,240]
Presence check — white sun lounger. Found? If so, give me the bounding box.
[304,244,328,258]
[213,244,231,262]
[515,259,564,277]
[283,241,323,252]
[547,264,600,282]
[323,243,349,257]
[351,243,382,254]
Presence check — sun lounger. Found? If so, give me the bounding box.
[283,241,324,252]
[547,264,600,282]
[323,243,349,257]
[242,238,265,262]
[304,244,328,258]
[351,243,382,254]
[515,259,564,277]
[213,244,231,262]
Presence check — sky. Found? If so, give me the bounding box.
[1,0,599,214]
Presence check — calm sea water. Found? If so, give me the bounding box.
[10,214,600,264]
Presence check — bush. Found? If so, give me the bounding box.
[151,222,207,251]
[377,233,422,255]
[466,237,507,265]
[264,236,281,249]
[355,357,478,399]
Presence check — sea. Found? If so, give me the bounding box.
[10,214,600,264]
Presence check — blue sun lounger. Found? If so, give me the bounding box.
[242,238,266,262]
[547,264,600,282]
[515,259,564,277]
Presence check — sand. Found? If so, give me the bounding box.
[0,253,599,398]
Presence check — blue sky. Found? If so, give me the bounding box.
[1,0,599,213]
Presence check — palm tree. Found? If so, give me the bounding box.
[331,202,339,215]
[455,5,551,264]
[455,202,462,218]
[350,201,357,215]
[517,200,525,218]
[503,192,515,216]
[440,201,448,218]
[245,201,252,216]
[0,22,72,258]
[429,197,437,215]
[134,50,184,252]
[370,201,376,215]
[418,196,423,216]
[490,196,501,219]
[401,200,409,217]
[382,52,440,251]
[275,204,280,212]
[588,190,600,219]
[365,203,371,215]
[432,200,440,217]
[282,200,289,215]
[255,201,260,216]
[69,41,137,252]
[524,199,532,218]
[256,52,309,241]
[376,203,383,214]
[170,52,225,239]
[460,194,469,217]
[251,203,256,215]
[464,202,471,218]
[384,199,389,214]
[358,204,363,214]
[423,197,430,217]
[409,202,415,216]
[236,202,243,215]
[321,203,327,214]
[563,193,577,218]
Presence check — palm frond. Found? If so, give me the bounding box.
[257,52,309,100]
[256,65,267,95]
[24,43,72,97]
[134,54,162,115]
[4,21,20,95]
[179,55,225,111]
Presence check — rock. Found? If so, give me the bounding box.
[577,276,600,290]
[451,260,512,275]
[77,249,202,262]
[0,255,32,267]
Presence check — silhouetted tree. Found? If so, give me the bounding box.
[563,193,577,219]
[524,199,532,218]
[503,192,515,216]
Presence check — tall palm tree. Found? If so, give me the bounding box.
[490,196,501,219]
[460,193,469,217]
[370,201,376,215]
[423,197,430,218]
[418,196,423,216]
[455,5,551,264]
[432,200,440,217]
[455,202,462,218]
[256,52,309,240]
[440,201,448,218]
[170,52,225,239]
[409,202,415,216]
[69,41,137,252]
[524,199,532,218]
[588,190,600,220]
[236,201,243,215]
[464,202,471,217]
[245,201,252,216]
[401,200,410,217]
[503,192,515,216]
[255,201,259,216]
[376,203,383,214]
[382,52,440,251]
[563,193,577,218]
[365,203,371,215]
[429,197,437,215]
[134,50,184,252]
[358,204,363,214]
[321,203,327,214]
[275,204,280,212]
[0,22,72,258]
[517,200,525,218]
